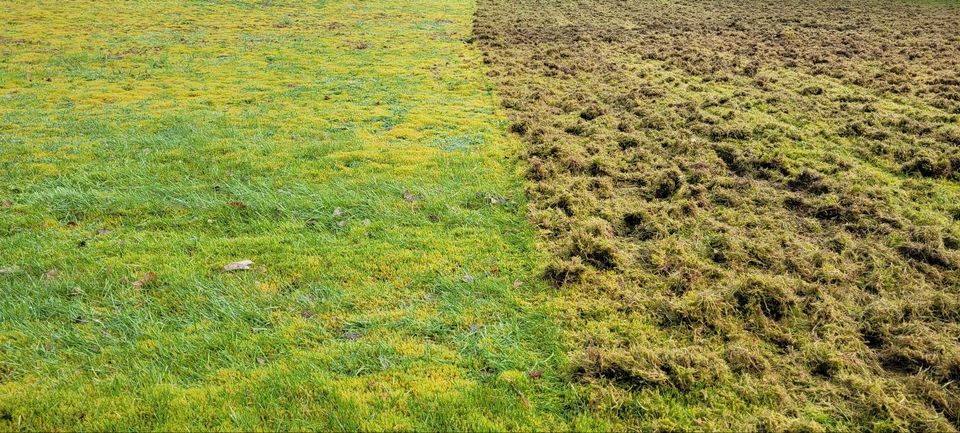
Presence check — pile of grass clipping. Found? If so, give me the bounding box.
[474,0,960,430]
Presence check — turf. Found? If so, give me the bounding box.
[4,0,960,431]
[0,0,599,430]
[474,0,960,430]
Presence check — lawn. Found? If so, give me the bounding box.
[475,0,960,430]
[3,0,959,431]
[0,0,599,430]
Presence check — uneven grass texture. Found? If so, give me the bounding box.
[0,0,589,430]
[475,0,960,430]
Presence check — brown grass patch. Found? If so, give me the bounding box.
[475,0,960,429]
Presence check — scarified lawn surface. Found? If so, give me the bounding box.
[475,0,960,430]
[0,1,597,430]
[4,0,959,430]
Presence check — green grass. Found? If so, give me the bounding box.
[0,0,604,429]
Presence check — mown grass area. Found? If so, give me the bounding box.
[0,1,605,430]
[475,0,960,430]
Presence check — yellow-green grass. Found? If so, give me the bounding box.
[0,1,600,429]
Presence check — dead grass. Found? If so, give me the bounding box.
[474,0,960,430]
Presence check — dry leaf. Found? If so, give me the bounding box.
[342,331,361,341]
[403,190,418,202]
[512,280,523,288]
[0,265,20,274]
[133,271,157,288]
[45,269,60,279]
[519,393,530,408]
[528,369,543,380]
[488,195,507,205]
[333,207,343,217]
[1,199,11,208]
[223,260,254,272]
[95,228,111,235]
[228,201,247,209]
